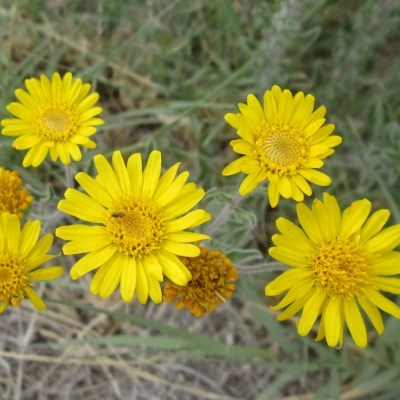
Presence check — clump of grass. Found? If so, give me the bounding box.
[1,0,400,399]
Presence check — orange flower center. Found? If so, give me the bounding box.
[311,238,370,297]
[105,198,165,257]
[163,248,238,316]
[0,255,28,308]
[0,168,32,219]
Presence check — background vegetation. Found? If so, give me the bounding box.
[1,0,400,399]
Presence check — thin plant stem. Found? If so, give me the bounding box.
[237,262,288,274]
[64,164,74,189]
[205,192,243,235]
[7,0,18,64]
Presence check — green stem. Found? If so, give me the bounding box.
[205,192,243,235]
[64,164,74,188]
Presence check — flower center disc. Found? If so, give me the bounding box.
[37,105,78,141]
[43,110,69,131]
[0,169,32,217]
[311,239,369,297]
[0,256,28,306]
[255,121,306,175]
[105,199,165,257]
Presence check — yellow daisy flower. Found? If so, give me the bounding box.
[223,85,342,207]
[265,193,400,348]
[0,213,63,313]
[163,247,238,316]
[0,167,33,218]
[1,72,104,167]
[56,150,211,304]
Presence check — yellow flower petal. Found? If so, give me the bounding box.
[99,254,123,299]
[5,213,20,254]
[239,173,261,196]
[265,268,313,296]
[62,235,110,255]
[340,199,371,239]
[127,153,143,196]
[94,154,122,197]
[364,225,400,254]
[166,209,211,232]
[277,175,292,198]
[275,217,315,252]
[367,289,400,318]
[360,209,390,243]
[25,287,46,310]
[162,241,201,257]
[75,173,113,207]
[296,203,324,245]
[163,187,205,219]
[153,162,180,199]
[297,290,326,336]
[156,249,191,285]
[276,291,312,321]
[369,252,400,275]
[268,247,309,268]
[142,253,163,281]
[58,191,105,223]
[120,256,136,302]
[292,174,312,196]
[299,169,331,186]
[147,274,162,304]
[371,277,400,294]
[167,232,210,243]
[270,278,314,310]
[136,258,149,304]
[153,171,189,207]
[19,220,40,258]
[358,296,384,335]
[344,298,367,348]
[90,263,111,295]
[70,245,117,279]
[324,297,342,348]
[142,150,161,198]
[29,266,64,281]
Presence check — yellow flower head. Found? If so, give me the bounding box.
[223,86,342,207]
[1,72,104,167]
[265,193,400,348]
[0,167,32,218]
[163,247,238,316]
[0,213,63,313]
[56,150,211,304]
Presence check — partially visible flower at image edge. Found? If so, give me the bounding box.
[0,213,63,313]
[223,85,342,207]
[163,247,238,316]
[1,72,104,167]
[0,167,33,218]
[265,193,400,348]
[56,150,211,304]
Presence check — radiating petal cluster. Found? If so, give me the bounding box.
[265,193,400,348]
[1,72,104,167]
[223,85,341,207]
[163,247,238,316]
[0,213,63,313]
[0,167,32,218]
[56,150,211,304]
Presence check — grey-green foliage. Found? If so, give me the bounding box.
[0,0,400,399]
